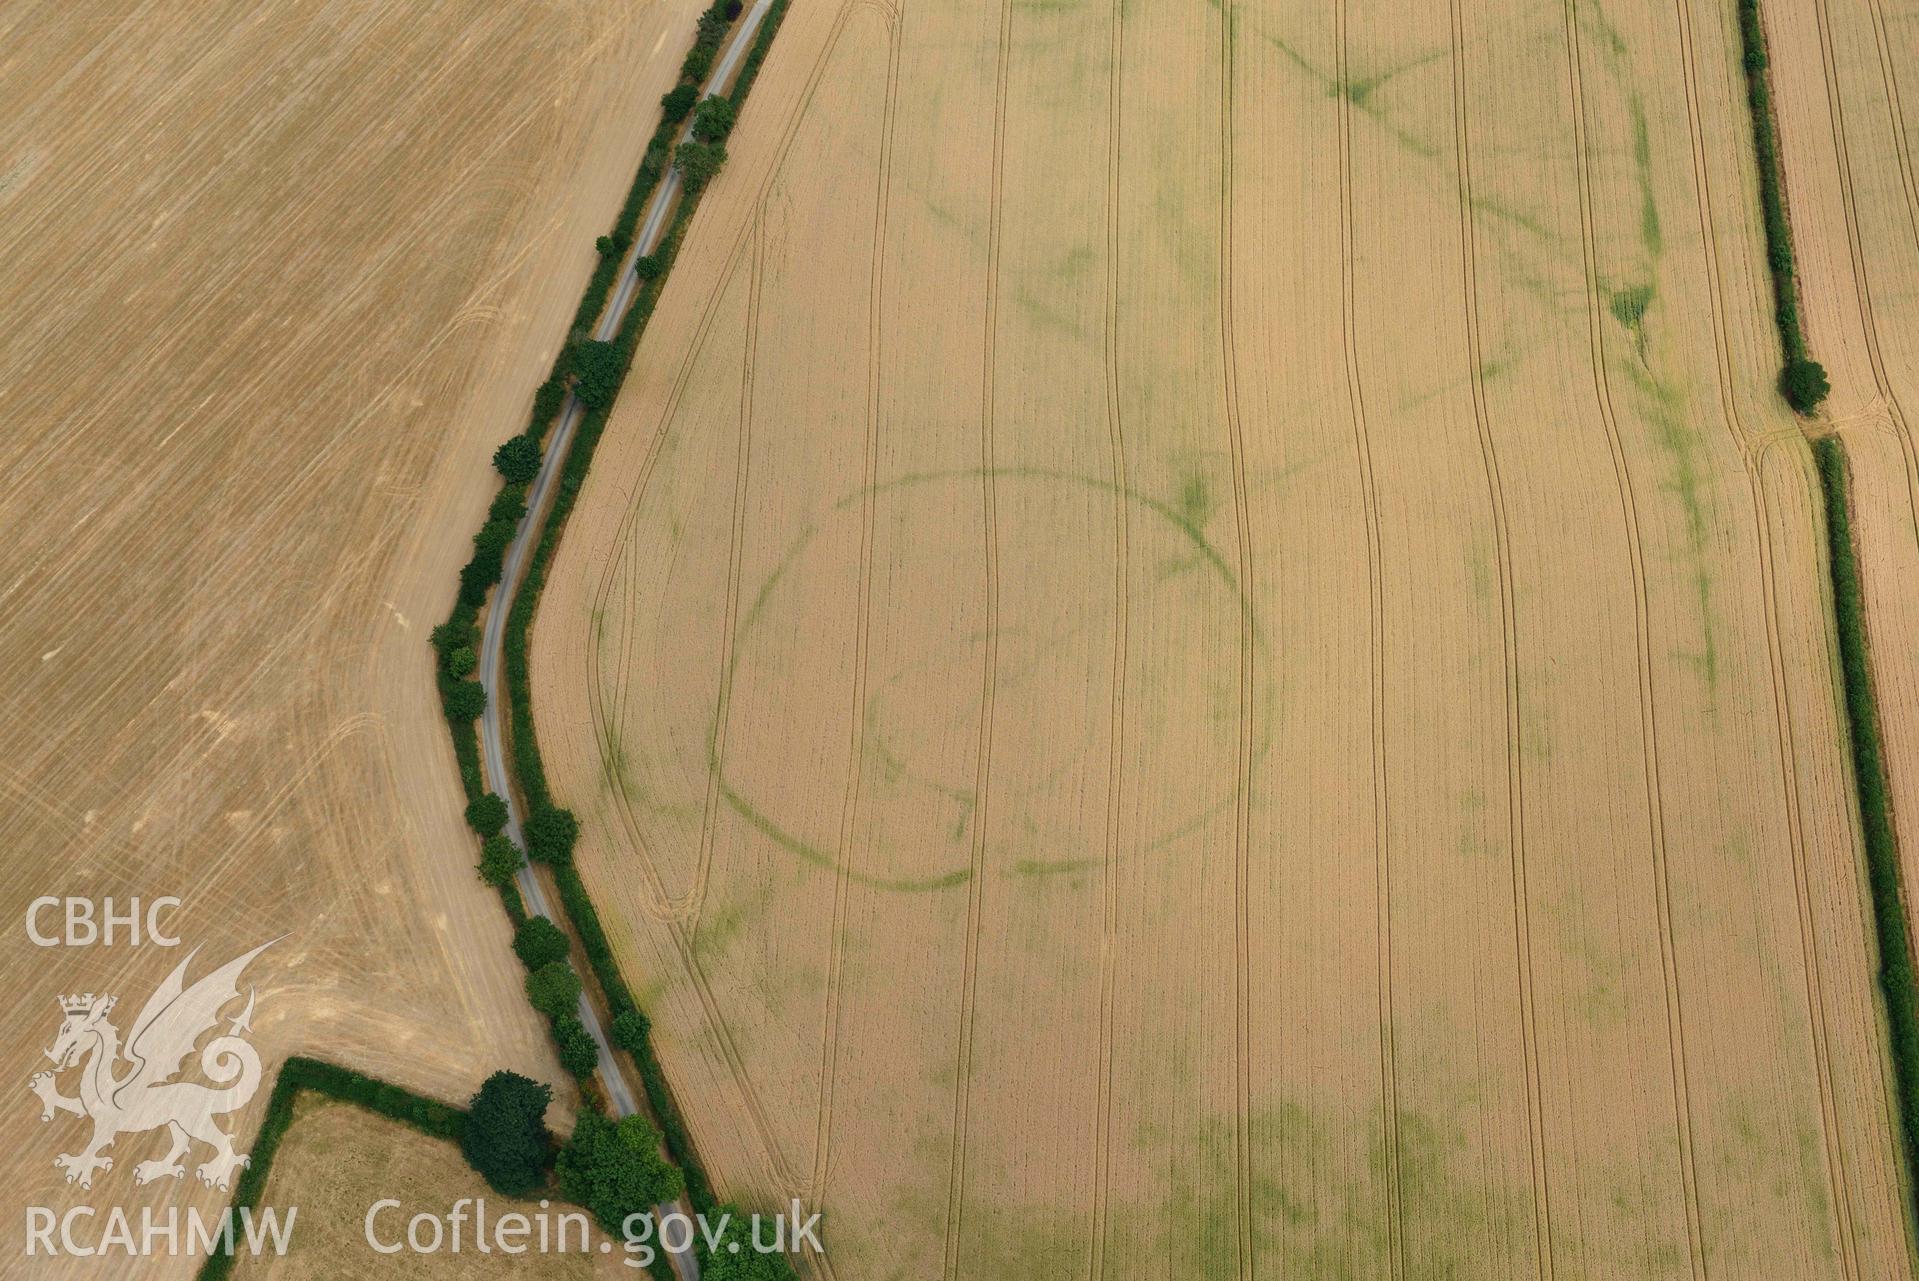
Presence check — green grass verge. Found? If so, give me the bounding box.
[1815,437,1919,1211]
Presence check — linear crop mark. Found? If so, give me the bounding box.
[1216,1,1257,1277]
[1446,2,1554,1274]
[1333,1,1403,1275]
[1812,0,1919,542]
[1559,2,1709,1275]
[941,0,1010,1269]
[686,225,764,927]
[808,0,902,1220]
[1668,0,1865,1268]
[580,0,895,1199]
[1086,0,1128,1272]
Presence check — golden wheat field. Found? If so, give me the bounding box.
[1766,0,1919,936]
[534,0,1918,1276]
[0,0,698,1270]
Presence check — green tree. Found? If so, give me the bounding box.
[703,1204,801,1281]
[661,84,700,123]
[526,960,583,1019]
[478,835,525,888]
[691,95,736,144]
[557,1109,684,1235]
[460,1071,553,1197]
[446,645,477,678]
[488,485,527,524]
[525,804,580,866]
[514,916,571,970]
[553,1015,599,1078]
[458,551,502,605]
[532,376,567,425]
[442,678,486,722]
[610,1008,651,1055]
[430,620,472,658]
[466,792,509,837]
[474,518,517,557]
[571,340,625,411]
[675,141,727,194]
[1781,358,1830,414]
[493,434,542,484]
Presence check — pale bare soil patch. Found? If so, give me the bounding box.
[0,0,697,1271]
[236,1095,625,1280]
[537,0,1916,1275]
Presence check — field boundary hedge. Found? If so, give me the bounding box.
[1814,438,1919,1213]
[430,0,796,1225]
[1737,0,1830,412]
[194,1057,467,1281]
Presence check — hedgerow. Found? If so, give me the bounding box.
[1814,439,1919,1202]
[196,1058,468,1281]
[727,0,791,108]
[428,0,792,1222]
[1735,0,1828,413]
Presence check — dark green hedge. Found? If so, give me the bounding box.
[429,0,796,1223]
[1814,439,1919,1203]
[729,0,792,108]
[195,1058,468,1281]
[1736,0,1828,413]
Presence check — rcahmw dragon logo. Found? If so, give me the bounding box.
[27,940,274,1193]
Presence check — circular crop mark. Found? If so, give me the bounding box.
[716,466,1271,892]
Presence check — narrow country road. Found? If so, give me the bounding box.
[475,4,774,1276]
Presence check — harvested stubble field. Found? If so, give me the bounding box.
[1765,0,1919,955]
[535,0,1917,1276]
[0,0,695,1270]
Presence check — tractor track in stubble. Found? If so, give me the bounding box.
[939,0,1009,1269]
[1667,0,1866,1269]
[575,0,894,1203]
[1557,3,1710,1275]
[1808,0,1919,556]
[1444,2,1556,1274]
[1085,0,1129,1272]
[805,0,902,1242]
[1331,1,1403,1275]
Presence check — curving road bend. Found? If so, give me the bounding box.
[475,4,774,1276]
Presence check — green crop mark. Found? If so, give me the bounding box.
[1012,276,1094,341]
[1618,358,1721,701]
[1704,1095,1837,1264]
[1345,46,1448,108]
[864,702,978,844]
[1543,888,1630,1025]
[1262,32,1440,158]
[1572,17,1722,700]
[1467,536,1494,603]
[1609,283,1654,330]
[689,877,772,962]
[1470,193,1558,244]
[720,779,973,892]
[1011,856,1100,878]
[714,466,1271,890]
[1629,97,1663,256]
